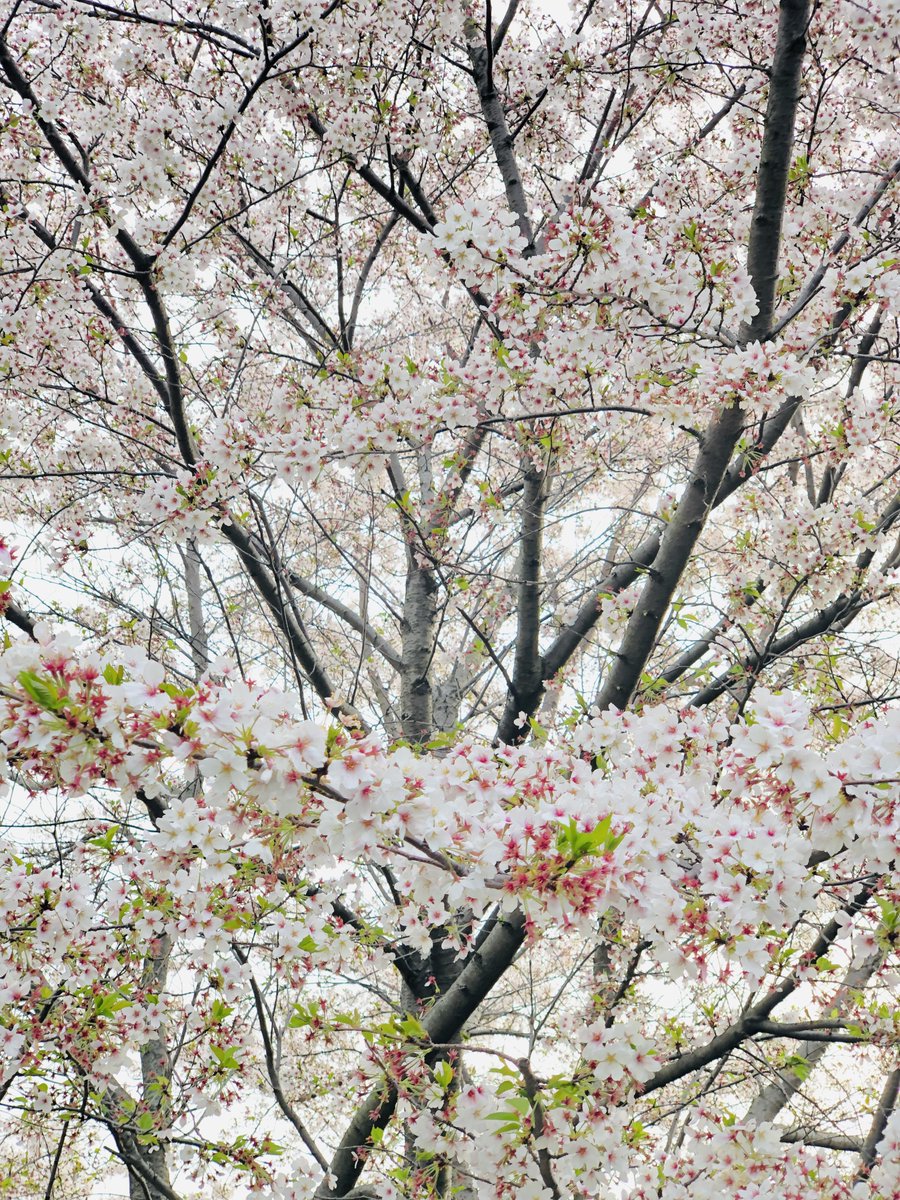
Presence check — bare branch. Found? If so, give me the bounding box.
[780,1129,861,1152]
[223,520,362,722]
[2,598,37,639]
[287,569,403,673]
[744,951,882,1125]
[180,540,210,679]
[230,227,341,353]
[246,971,330,1171]
[642,882,876,1097]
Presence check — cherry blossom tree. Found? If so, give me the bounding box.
[1,0,900,1196]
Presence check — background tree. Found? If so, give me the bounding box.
[1,0,900,1197]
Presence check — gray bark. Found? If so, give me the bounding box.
[859,1068,900,1174]
[129,938,174,1200]
[400,553,438,743]
[496,467,548,741]
[745,951,881,1126]
[181,540,210,679]
[464,19,536,252]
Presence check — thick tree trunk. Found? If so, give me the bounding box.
[400,557,438,744]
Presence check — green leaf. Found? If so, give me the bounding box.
[556,816,623,863]
[209,999,233,1024]
[876,897,899,931]
[681,220,700,249]
[784,1054,811,1081]
[426,728,458,750]
[210,1044,241,1071]
[88,825,119,852]
[528,716,548,743]
[433,1061,454,1088]
[94,989,131,1018]
[17,670,62,711]
[397,1014,428,1040]
[788,154,810,184]
[629,1120,648,1143]
[288,1001,321,1029]
[485,1112,522,1130]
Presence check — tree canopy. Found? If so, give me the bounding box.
[1,0,900,1196]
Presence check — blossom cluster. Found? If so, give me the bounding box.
[1,630,899,1195]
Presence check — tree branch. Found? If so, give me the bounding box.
[744,951,882,1125]
[223,520,361,721]
[642,881,875,1097]
[347,213,401,347]
[491,0,520,55]
[518,1056,561,1199]
[496,466,547,742]
[739,0,811,342]
[654,582,764,691]
[246,970,330,1171]
[318,909,527,1197]
[230,227,340,353]
[780,1129,861,1152]
[556,0,811,714]
[859,1067,900,1173]
[286,569,402,673]
[180,540,210,679]
[0,188,173,415]
[464,16,535,253]
[2,598,37,639]
[771,155,900,338]
[593,400,747,712]
[692,478,900,706]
